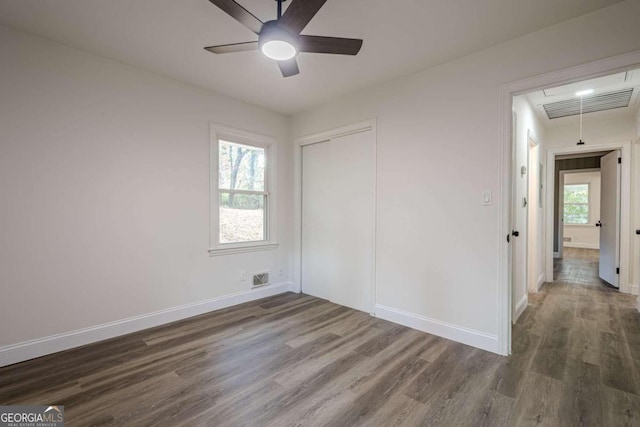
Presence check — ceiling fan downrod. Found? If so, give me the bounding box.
[276,0,287,20]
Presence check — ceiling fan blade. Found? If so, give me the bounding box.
[204,41,258,54]
[278,58,300,77]
[278,0,327,34]
[298,35,363,55]
[208,0,264,34]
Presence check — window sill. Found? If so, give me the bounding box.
[208,242,279,256]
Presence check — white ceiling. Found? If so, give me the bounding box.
[0,0,624,115]
[525,68,640,127]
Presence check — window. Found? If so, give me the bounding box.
[209,125,277,255]
[563,183,589,225]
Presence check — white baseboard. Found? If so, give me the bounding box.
[514,295,528,323]
[630,283,640,296]
[537,273,545,292]
[0,281,294,368]
[374,304,499,354]
[563,242,599,249]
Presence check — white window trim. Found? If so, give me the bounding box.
[563,182,591,226]
[209,124,278,256]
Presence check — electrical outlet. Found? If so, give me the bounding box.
[240,271,247,282]
[278,266,284,277]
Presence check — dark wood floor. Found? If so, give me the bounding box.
[554,247,604,286]
[1,253,639,426]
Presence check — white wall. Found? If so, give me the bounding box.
[563,171,601,249]
[546,115,638,290]
[0,26,293,351]
[545,116,637,149]
[513,95,546,316]
[292,0,640,349]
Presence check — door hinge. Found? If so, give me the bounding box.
[618,157,621,164]
[616,267,620,275]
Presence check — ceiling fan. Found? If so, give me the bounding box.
[204,0,363,77]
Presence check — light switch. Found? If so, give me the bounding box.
[482,191,492,206]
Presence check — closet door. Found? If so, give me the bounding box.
[301,130,375,313]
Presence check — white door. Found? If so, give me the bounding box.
[599,150,621,287]
[301,130,375,313]
[301,141,333,301]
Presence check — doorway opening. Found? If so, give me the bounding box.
[504,62,640,354]
[556,154,620,289]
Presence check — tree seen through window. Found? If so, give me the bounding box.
[564,184,589,225]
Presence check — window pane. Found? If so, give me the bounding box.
[219,193,265,243]
[219,140,265,191]
[564,184,588,204]
[564,204,589,224]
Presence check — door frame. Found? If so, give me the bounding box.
[293,120,378,313]
[498,48,640,356]
[546,144,630,291]
[557,167,601,258]
[526,131,541,294]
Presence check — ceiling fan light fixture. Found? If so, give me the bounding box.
[261,39,297,61]
[259,21,298,61]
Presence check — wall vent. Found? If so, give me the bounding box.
[253,272,270,287]
[543,89,633,119]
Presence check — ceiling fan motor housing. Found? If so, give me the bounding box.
[259,20,299,55]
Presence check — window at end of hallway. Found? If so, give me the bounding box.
[564,183,589,225]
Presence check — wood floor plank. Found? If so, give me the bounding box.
[475,391,515,427]
[321,352,428,426]
[512,371,563,426]
[600,331,638,395]
[559,357,604,426]
[268,331,432,426]
[494,329,540,398]
[362,393,425,427]
[530,326,570,381]
[567,317,601,366]
[353,323,410,357]
[404,342,478,405]
[274,326,385,389]
[602,385,640,426]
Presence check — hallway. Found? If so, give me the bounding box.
[512,249,640,424]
